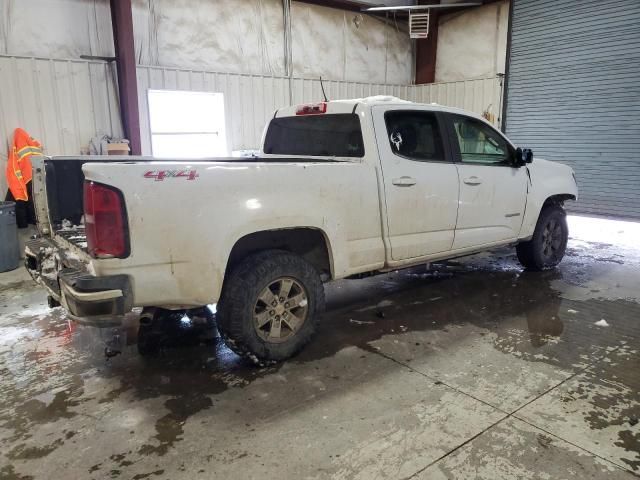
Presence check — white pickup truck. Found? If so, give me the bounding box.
[26,96,577,361]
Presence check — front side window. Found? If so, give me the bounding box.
[450,115,512,165]
[385,111,445,162]
[263,113,364,157]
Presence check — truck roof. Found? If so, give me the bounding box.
[276,96,489,122]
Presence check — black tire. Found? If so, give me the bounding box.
[217,250,325,363]
[516,205,568,271]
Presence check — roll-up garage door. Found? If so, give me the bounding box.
[504,0,640,220]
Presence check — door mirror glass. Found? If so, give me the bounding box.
[516,147,533,166]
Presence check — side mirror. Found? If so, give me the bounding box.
[516,147,533,166]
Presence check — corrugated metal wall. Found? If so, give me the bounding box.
[137,65,501,153]
[137,65,417,153]
[0,56,123,153]
[505,0,640,220]
[411,76,504,128]
[0,55,123,195]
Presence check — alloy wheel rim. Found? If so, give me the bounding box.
[253,277,308,343]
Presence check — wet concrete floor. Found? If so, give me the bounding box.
[0,218,639,479]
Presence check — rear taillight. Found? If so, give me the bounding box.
[296,102,327,115]
[83,181,129,258]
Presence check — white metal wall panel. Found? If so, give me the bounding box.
[136,65,501,154]
[505,0,640,220]
[409,77,504,127]
[137,65,411,154]
[0,55,122,196]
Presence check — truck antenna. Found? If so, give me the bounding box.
[320,76,329,102]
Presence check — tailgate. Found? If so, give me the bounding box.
[31,155,143,242]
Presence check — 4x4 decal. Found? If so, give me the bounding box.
[143,170,199,181]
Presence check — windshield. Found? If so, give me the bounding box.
[263,113,364,157]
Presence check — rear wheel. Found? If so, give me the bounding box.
[217,250,325,363]
[517,205,568,271]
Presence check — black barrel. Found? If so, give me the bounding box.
[0,201,20,272]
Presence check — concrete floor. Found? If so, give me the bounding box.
[0,217,639,479]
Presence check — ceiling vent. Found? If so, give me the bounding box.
[409,11,430,39]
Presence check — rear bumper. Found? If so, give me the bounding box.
[25,237,133,324]
[58,269,133,321]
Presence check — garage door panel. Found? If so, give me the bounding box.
[511,43,639,67]
[505,0,640,219]
[505,100,640,111]
[514,0,626,19]
[507,78,640,95]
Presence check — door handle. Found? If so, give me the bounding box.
[392,176,417,187]
[463,176,482,185]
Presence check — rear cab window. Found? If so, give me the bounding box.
[263,114,364,157]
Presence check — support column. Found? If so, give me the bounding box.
[414,0,440,84]
[110,0,141,155]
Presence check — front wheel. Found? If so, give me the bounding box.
[217,250,325,363]
[516,205,568,271]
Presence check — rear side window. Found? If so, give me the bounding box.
[385,111,445,162]
[263,113,364,157]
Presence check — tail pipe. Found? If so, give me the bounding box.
[139,307,157,327]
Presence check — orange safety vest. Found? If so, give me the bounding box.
[5,128,42,201]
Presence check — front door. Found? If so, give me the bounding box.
[372,107,459,261]
[445,113,528,250]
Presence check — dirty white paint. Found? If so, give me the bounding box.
[435,0,509,82]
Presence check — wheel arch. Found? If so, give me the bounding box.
[541,193,576,210]
[224,227,334,282]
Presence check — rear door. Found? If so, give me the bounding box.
[444,113,528,249]
[372,106,459,261]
